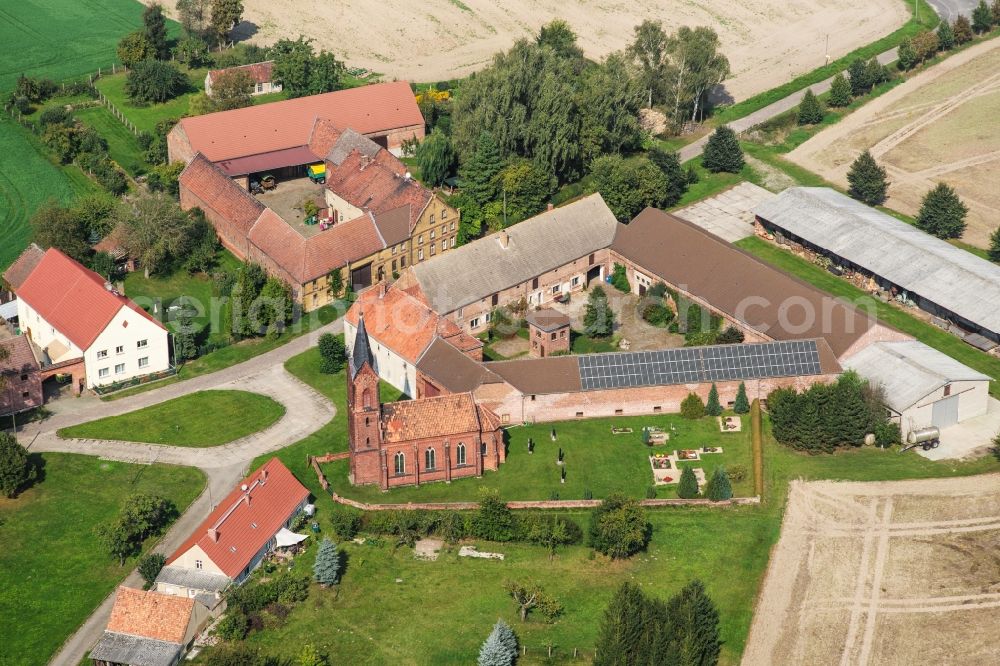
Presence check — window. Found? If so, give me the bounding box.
[653,406,662,413]
[425,447,436,470]
[391,259,397,272]
[430,245,436,256]
[532,277,539,290]
[615,409,623,415]
[392,245,397,255]
[115,345,124,355]
[97,349,108,359]
[450,221,456,231]
[138,357,149,368]
[418,249,424,261]
[441,240,447,252]
[195,560,203,570]
[137,339,148,349]
[491,294,499,306]
[551,285,560,294]
[571,276,580,286]
[530,394,536,401]
[456,443,466,466]
[451,237,456,248]
[550,332,557,341]
[430,229,436,240]
[256,82,263,93]
[943,384,951,396]
[20,373,27,381]
[442,209,449,219]
[430,214,435,223]
[98,367,109,378]
[575,411,584,418]
[401,256,407,268]
[560,330,566,338]
[480,442,487,457]
[394,452,405,476]
[22,391,29,399]
[589,253,596,265]
[418,234,424,244]
[115,363,125,375]
[470,318,480,329]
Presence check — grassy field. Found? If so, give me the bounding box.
[0,453,204,665]
[58,390,285,446]
[74,105,147,175]
[233,339,1000,665]
[0,0,180,91]
[94,68,209,134]
[0,117,98,271]
[736,236,1000,397]
[326,413,753,504]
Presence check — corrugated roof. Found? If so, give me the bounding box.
[154,566,231,593]
[841,340,991,412]
[612,207,880,357]
[411,194,619,314]
[89,632,182,666]
[166,458,308,579]
[754,187,1000,336]
[106,587,194,644]
[15,249,165,350]
[175,81,422,163]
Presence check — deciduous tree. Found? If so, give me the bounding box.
[210,0,244,49]
[916,182,968,239]
[416,128,455,186]
[117,31,153,68]
[473,489,514,541]
[318,333,345,374]
[648,147,690,206]
[113,193,205,277]
[138,553,166,588]
[911,31,940,64]
[536,19,584,61]
[31,200,92,264]
[896,37,918,70]
[210,68,254,111]
[701,126,743,174]
[504,579,562,622]
[125,59,188,104]
[177,0,211,36]
[590,155,667,221]
[459,132,504,206]
[846,150,888,205]
[271,37,344,98]
[589,493,650,558]
[953,15,974,44]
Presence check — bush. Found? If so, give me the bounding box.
[715,325,745,344]
[680,393,705,420]
[125,59,188,104]
[727,464,748,483]
[641,302,674,326]
[214,611,249,640]
[138,553,166,589]
[329,508,361,539]
[0,432,36,498]
[610,263,630,293]
[318,333,346,374]
[676,466,699,499]
[589,493,650,559]
[472,489,515,542]
[39,106,72,127]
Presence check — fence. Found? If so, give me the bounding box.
[95,88,140,136]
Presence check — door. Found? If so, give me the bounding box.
[351,263,373,290]
[931,394,960,428]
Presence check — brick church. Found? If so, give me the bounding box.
[348,316,506,490]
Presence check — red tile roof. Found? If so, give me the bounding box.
[15,249,165,350]
[2,243,45,289]
[179,154,266,237]
[0,336,40,375]
[167,458,309,579]
[382,392,491,442]
[307,118,344,160]
[325,149,430,231]
[107,587,195,644]
[208,60,274,85]
[175,81,423,163]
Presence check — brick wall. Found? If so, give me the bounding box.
[179,186,252,259]
[166,125,195,165]
[330,493,761,511]
[375,124,425,152]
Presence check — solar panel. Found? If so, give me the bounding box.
[577,340,823,391]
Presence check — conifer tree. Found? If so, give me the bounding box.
[988,227,1000,263]
[847,58,870,95]
[916,182,968,239]
[993,0,1000,25]
[705,383,722,416]
[797,89,824,125]
[594,582,648,665]
[701,126,743,174]
[459,131,505,206]
[897,38,918,70]
[847,150,888,206]
[705,467,733,501]
[666,580,721,666]
[313,537,341,586]
[733,381,750,414]
[477,620,517,666]
[937,20,955,50]
[677,466,699,499]
[973,0,993,32]
[828,73,852,107]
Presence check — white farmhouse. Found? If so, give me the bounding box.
[13,248,170,392]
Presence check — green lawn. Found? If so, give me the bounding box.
[0,117,97,271]
[0,0,180,90]
[59,390,285,446]
[736,236,1000,397]
[123,264,221,342]
[94,68,209,134]
[74,105,147,175]
[671,158,759,208]
[0,453,204,665]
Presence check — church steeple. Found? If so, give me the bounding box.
[350,314,375,378]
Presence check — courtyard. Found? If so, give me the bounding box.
[254,177,328,238]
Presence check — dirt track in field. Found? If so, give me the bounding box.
[787,38,1000,248]
[742,474,1000,665]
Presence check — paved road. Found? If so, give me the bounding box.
[38,319,342,666]
[926,0,979,22]
[678,48,900,163]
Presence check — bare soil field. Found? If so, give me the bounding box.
[787,39,1000,248]
[742,475,1000,665]
[153,0,907,102]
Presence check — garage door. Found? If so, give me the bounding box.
[931,394,960,428]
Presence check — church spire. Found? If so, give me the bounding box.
[350,314,375,378]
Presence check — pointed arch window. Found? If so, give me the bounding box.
[394,452,405,475]
[425,447,436,471]
[456,443,467,466]
[480,441,487,457]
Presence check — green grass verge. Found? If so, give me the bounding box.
[671,159,759,208]
[736,236,1000,397]
[0,453,204,664]
[0,117,96,271]
[59,390,285,446]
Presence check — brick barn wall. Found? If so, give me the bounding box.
[178,186,252,259]
[246,242,304,302]
[373,124,425,153]
[838,322,912,361]
[475,373,839,424]
[166,125,195,165]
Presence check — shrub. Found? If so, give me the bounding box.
[715,325,745,344]
[589,493,650,559]
[641,302,674,327]
[214,611,249,640]
[610,263,630,292]
[138,553,166,589]
[318,333,346,374]
[329,508,361,539]
[39,106,72,127]
[727,464,748,483]
[472,489,514,542]
[680,393,705,420]
[0,432,36,498]
[677,466,699,499]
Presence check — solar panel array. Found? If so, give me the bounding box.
[577,340,823,391]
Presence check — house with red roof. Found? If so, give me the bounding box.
[90,587,212,666]
[11,248,170,392]
[204,60,281,98]
[155,458,309,599]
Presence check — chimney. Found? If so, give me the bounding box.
[379,282,387,299]
[260,469,268,484]
[498,230,509,249]
[547,203,554,211]
[207,528,219,542]
[404,171,412,181]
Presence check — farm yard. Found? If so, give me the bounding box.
[743,474,1000,665]
[150,0,908,102]
[787,38,1000,248]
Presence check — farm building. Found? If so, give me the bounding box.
[841,340,990,438]
[0,336,42,417]
[754,187,1000,348]
[205,60,281,97]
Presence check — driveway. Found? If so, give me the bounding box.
[925,0,978,21]
[36,317,343,666]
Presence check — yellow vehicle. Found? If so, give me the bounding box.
[307,163,326,184]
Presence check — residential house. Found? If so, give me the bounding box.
[205,61,281,97]
[155,458,309,598]
[90,587,212,666]
[11,248,170,392]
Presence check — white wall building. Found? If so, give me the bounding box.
[14,248,170,390]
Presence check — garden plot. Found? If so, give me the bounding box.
[787,38,1000,248]
[742,474,1000,666]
